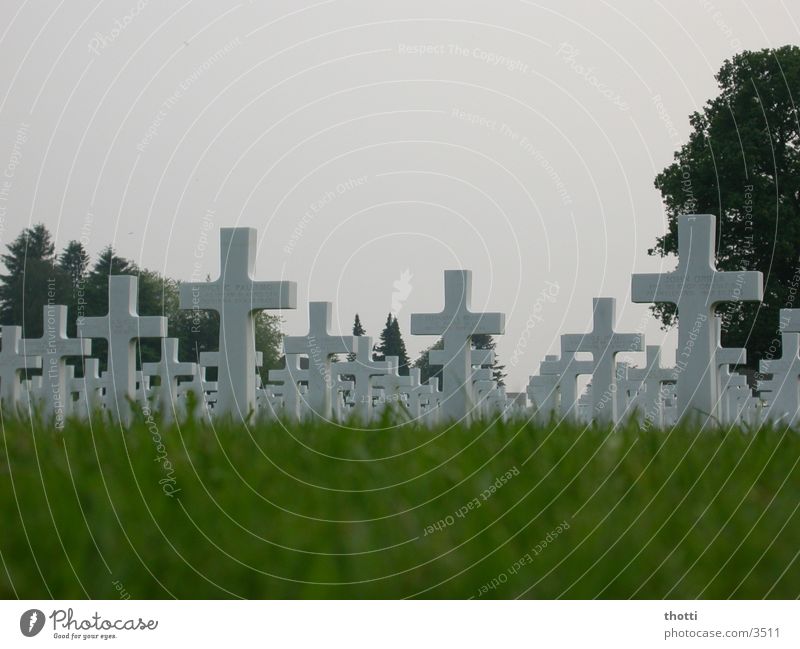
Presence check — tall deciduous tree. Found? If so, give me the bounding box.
[650,45,800,367]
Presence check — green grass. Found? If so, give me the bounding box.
[0,406,798,599]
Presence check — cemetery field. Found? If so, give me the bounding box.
[1,413,798,600]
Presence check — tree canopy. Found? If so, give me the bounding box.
[650,45,800,367]
[0,224,283,380]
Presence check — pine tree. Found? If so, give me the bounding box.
[0,224,60,336]
[390,316,410,375]
[347,313,366,362]
[57,240,90,337]
[58,240,89,285]
[376,313,410,375]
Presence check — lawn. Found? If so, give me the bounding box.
[1,407,798,599]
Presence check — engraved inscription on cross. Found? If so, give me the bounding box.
[179,228,297,419]
[78,276,167,424]
[411,270,505,424]
[561,297,643,424]
[632,215,763,422]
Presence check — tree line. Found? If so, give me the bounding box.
[0,224,281,381]
[0,224,507,387]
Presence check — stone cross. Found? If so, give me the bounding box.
[720,367,751,425]
[632,214,763,422]
[625,346,674,428]
[779,308,800,333]
[22,305,90,427]
[541,348,594,421]
[430,348,495,368]
[73,358,107,418]
[179,227,297,419]
[527,371,559,422]
[614,362,634,419]
[142,338,197,420]
[78,275,167,424]
[372,368,414,409]
[714,317,746,374]
[0,326,42,408]
[284,302,355,420]
[471,367,493,384]
[411,270,505,423]
[334,379,355,421]
[176,363,217,418]
[332,336,394,422]
[759,331,800,425]
[561,298,643,423]
[398,368,434,421]
[268,353,308,422]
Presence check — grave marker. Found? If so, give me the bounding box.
[77,276,167,424]
[411,270,505,423]
[179,228,297,418]
[632,214,763,422]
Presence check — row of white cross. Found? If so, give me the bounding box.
[2,217,799,428]
[0,228,508,426]
[528,214,800,428]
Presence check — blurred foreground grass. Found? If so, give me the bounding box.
[1,407,798,599]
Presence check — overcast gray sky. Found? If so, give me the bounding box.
[1,0,797,389]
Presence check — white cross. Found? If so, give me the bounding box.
[540,347,594,421]
[284,302,355,420]
[759,332,800,425]
[626,346,674,428]
[333,379,354,421]
[179,227,297,419]
[372,366,414,409]
[21,305,90,427]
[78,275,167,424]
[429,348,495,367]
[176,363,217,418]
[72,358,108,418]
[632,214,763,422]
[268,353,308,422]
[720,367,751,425]
[398,368,435,421]
[527,370,559,422]
[142,338,197,421]
[474,378,497,416]
[0,326,42,408]
[411,270,505,423]
[332,336,394,423]
[561,298,642,423]
[779,308,800,332]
